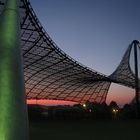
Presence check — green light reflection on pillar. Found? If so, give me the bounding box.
[0,0,29,139]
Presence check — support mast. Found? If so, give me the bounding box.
[0,0,29,139]
[133,40,140,118]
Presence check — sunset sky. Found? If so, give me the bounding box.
[29,0,140,106]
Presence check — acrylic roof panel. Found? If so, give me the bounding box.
[18,0,110,103]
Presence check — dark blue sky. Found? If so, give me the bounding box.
[30,0,140,105]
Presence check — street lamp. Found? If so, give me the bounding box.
[112,108,118,119]
[83,103,86,108]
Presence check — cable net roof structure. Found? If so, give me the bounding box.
[110,42,140,89]
[0,0,139,104]
[110,44,134,88]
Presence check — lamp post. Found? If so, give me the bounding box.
[112,108,118,119]
[0,0,29,139]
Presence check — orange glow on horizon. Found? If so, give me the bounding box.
[106,83,135,106]
[27,99,77,106]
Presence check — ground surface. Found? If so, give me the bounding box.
[29,119,140,140]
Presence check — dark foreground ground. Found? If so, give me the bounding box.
[29,119,140,140]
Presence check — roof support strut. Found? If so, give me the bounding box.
[133,40,140,118]
[0,0,29,139]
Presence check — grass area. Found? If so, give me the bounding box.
[29,119,140,140]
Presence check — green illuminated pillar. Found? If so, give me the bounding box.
[0,0,29,140]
